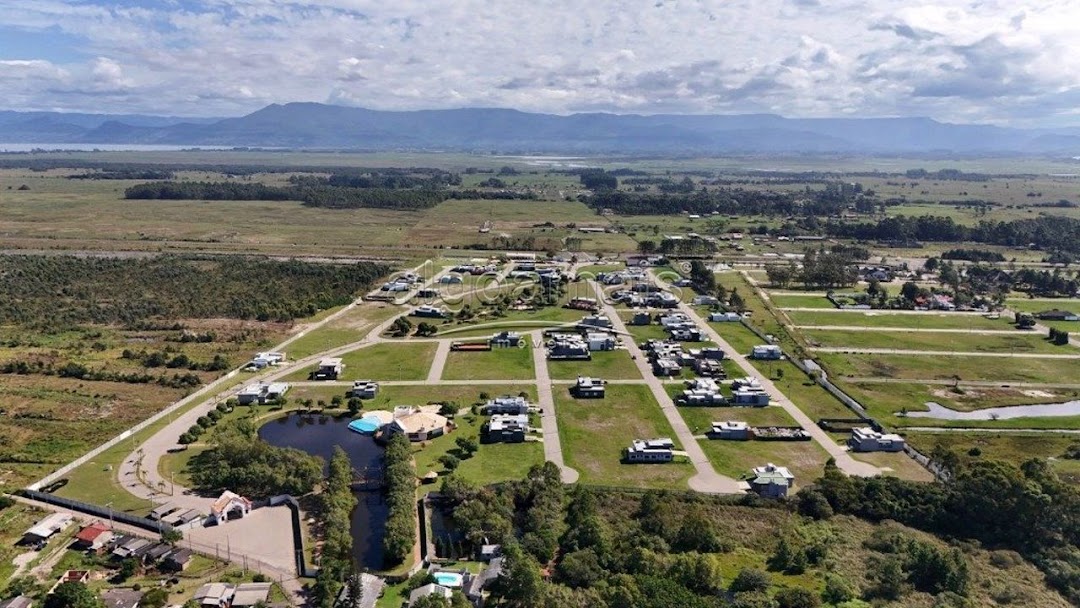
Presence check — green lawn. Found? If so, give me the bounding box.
[770,294,836,309]
[286,341,438,381]
[747,359,858,421]
[786,310,1013,330]
[1006,298,1080,314]
[441,345,535,381]
[555,384,694,489]
[696,436,832,489]
[709,322,763,356]
[804,329,1069,354]
[816,352,1080,385]
[546,349,642,380]
[410,411,543,485]
[675,404,800,435]
[848,451,936,482]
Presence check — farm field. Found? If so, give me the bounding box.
[546,349,642,380]
[785,309,1013,330]
[441,344,535,381]
[803,328,1069,354]
[554,384,693,489]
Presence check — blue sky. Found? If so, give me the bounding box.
[1,0,1079,126]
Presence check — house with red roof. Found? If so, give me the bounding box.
[74,522,113,552]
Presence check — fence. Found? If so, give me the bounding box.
[267,495,317,578]
[19,489,175,535]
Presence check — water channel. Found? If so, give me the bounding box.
[909,400,1080,421]
[258,413,388,569]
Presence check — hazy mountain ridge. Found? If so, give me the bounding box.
[2,102,1079,154]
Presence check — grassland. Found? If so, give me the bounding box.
[697,436,832,489]
[769,294,835,309]
[903,431,1080,482]
[804,328,1069,354]
[285,341,438,381]
[284,302,401,359]
[786,309,1014,330]
[847,451,936,482]
[555,384,693,489]
[817,350,1080,383]
[441,345,535,381]
[546,349,642,380]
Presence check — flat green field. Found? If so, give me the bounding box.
[709,321,763,356]
[848,451,936,482]
[675,404,800,435]
[285,302,401,359]
[410,409,543,485]
[817,352,1080,385]
[285,341,437,381]
[555,384,693,489]
[441,345,535,381]
[804,329,1068,354]
[770,294,835,309]
[697,435,831,489]
[786,310,1013,330]
[546,349,642,380]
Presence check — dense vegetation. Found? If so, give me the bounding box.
[0,255,387,326]
[383,433,417,566]
[811,456,1080,604]
[940,248,1006,263]
[313,447,358,608]
[188,419,324,497]
[826,215,1080,254]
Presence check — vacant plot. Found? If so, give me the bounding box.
[286,341,437,381]
[803,329,1067,354]
[848,451,936,482]
[709,321,763,356]
[817,352,1080,385]
[697,435,831,489]
[676,405,801,435]
[546,349,642,380]
[441,345,535,381]
[770,294,835,309]
[555,384,694,489]
[285,302,401,359]
[786,310,1013,330]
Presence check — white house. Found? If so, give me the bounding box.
[749,463,795,498]
[586,332,616,351]
[22,513,73,544]
[484,395,530,415]
[709,312,742,322]
[711,421,750,440]
[350,380,379,399]
[750,345,783,360]
[314,357,344,380]
[210,491,252,525]
[848,427,906,452]
[732,388,770,407]
[625,438,675,463]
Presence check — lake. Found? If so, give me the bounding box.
[910,400,1080,421]
[258,413,388,569]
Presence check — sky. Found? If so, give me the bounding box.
[1,0,1079,126]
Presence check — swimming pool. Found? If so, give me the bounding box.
[433,572,464,587]
[347,416,381,434]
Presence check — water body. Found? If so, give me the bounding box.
[909,400,1080,421]
[0,143,236,152]
[258,413,388,569]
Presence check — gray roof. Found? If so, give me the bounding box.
[0,596,32,608]
[101,589,142,608]
[230,583,272,607]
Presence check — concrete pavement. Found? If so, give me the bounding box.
[530,330,580,483]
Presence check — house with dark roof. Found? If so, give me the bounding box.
[101,588,142,608]
[1036,309,1079,321]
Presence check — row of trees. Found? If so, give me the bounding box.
[313,447,359,608]
[120,349,230,372]
[827,215,1080,254]
[0,255,387,327]
[382,434,417,566]
[0,358,202,389]
[766,249,859,289]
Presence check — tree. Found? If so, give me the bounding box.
[730,568,771,594]
[140,588,169,608]
[822,573,855,604]
[556,549,604,588]
[775,588,820,608]
[455,435,479,457]
[118,558,138,581]
[796,488,833,520]
[439,454,460,471]
[867,556,905,600]
[900,281,920,302]
[729,289,746,312]
[497,544,544,607]
[409,595,450,608]
[44,582,103,608]
[347,397,362,416]
[161,528,183,545]
[767,264,795,288]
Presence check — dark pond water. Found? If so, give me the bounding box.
[258,413,388,569]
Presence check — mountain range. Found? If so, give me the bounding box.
[2,103,1079,155]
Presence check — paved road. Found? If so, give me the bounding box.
[810,346,1080,358]
[427,339,452,382]
[591,283,745,494]
[794,325,1029,335]
[530,330,580,483]
[649,271,883,478]
[842,377,1080,389]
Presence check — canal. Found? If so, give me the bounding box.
[259,413,388,570]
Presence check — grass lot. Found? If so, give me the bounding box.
[786,309,1014,330]
[769,294,835,309]
[555,384,694,489]
[709,321,762,356]
[903,431,1080,483]
[0,503,44,587]
[410,410,543,486]
[697,436,831,489]
[285,302,401,359]
[675,404,801,435]
[546,349,642,380]
[619,316,672,343]
[441,345,535,381]
[817,352,1080,385]
[803,329,1069,354]
[286,341,438,381]
[848,451,936,482]
[748,359,859,421]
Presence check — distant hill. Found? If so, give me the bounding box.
[1,103,1078,155]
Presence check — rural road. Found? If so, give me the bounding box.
[530,330,580,484]
[649,271,884,479]
[591,282,745,494]
[809,347,1080,358]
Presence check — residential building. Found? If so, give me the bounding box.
[692,295,719,306]
[164,509,202,526]
[630,311,652,326]
[652,357,681,376]
[680,388,727,406]
[412,305,448,318]
[350,380,379,399]
[386,410,448,442]
[580,314,614,329]
[547,336,591,360]
[647,292,679,308]
[230,583,272,608]
[314,357,343,380]
[848,427,906,452]
[625,438,676,463]
[438,274,464,284]
[692,358,724,377]
[408,584,452,607]
[732,388,770,407]
[465,557,505,606]
[586,332,616,351]
[50,571,90,594]
[711,421,750,440]
[1036,309,1079,321]
[74,522,113,551]
[112,538,150,560]
[749,463,795,498]
[566,297,599,311]
[148,504,179,521]
[697,346,726,360]
[572,376,606,399]
[483,414,529,443]
[22,513,73,544]
[193,583,235,608]
[142,543,174,564]
[210,491,252,525]
[101,589,141,608]
[163,548,193,572]
[489,331,522,347]
[236,382,290,405]
[670,327,703,342]
[479,544,502,562]
[484,395,530,415]
[247,351,286,370]
[750,345,783,360]
[709,312,741,322]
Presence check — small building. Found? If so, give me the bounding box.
[709,312,742,322]
[112,537,151,560]
[0,597,31,608]
[484,395,530,415]
[580,314,614,329]
[692,358,724,377]
[314,357,344,380]
[483,414,529,444]
[438,274,464,284]
[680,388,727,406]
[479,544,502,562]
[692,295,719,306]
[1036,309,1079,321]
[630,311,652,326]
[750,345,783,360]
[848,427,906,452]
[165,509,203,527]
[711,421,750,440]
[50,571,89,594]
[22,512,73,545]
[230,583,272,608]
[163,548,193,572]
[412,305,448,319]
[749,463,795,498]
[489,331,522,348]
[566,297,599,311]
[652,358,681,377]
[732,388,770,406]
[697,346,726,360]
[386,410,448,442]
[547,336,591,360]
[143,543,174,564]
[210,491,252,525]
[247,351,286,370]
[101,588,142,608]
[465,557,505,606]
[148,504,179,522]
[572,376,606,399]
[585,332,616,351]
[193,583,235,608]
[625,438,675,463]
[408,584,452,607]
[237,382,290,405]
[351,380,379,399]
[74,522,113,551]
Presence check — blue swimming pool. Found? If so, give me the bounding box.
[347,417,380,434]
[433,572,464,587]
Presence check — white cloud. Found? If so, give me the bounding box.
[0,0,1076,126]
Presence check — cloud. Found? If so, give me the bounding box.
[0,0,1076,126]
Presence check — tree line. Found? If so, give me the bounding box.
[383,433,417,566]
[825,215,1080,254]
[313,447,359,608]
[0,255,387,327]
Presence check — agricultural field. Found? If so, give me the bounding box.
[554,384,693,489]
[441,344,535,381]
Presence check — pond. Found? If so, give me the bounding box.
[909,400,1080,421]
[259,413,388,569]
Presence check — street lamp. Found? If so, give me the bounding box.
[105,501,115,531]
